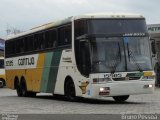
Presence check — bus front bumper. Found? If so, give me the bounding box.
[90,80,155,99]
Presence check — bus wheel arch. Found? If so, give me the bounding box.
[64,76,76,101]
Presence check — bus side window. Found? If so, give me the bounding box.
[39,33,45,50]
[58,24,71,46]
[16,38,24,54]
[74,20,87,38]
[5,40,15,56]
[34,35,39,50]
[34,33,45,51]
[25,36,34,52]
[45,29,57,49]
[5,41,10,56]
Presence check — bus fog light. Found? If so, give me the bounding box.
[99,87,110,95]
[144,84,153,88]
[149,84,153,88]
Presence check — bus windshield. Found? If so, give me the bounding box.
[88,19,147,35]
[90,37,152,73]
[74,18,152,75]
[74,19,148,38]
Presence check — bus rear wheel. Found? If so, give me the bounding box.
[20,80,28,97]
[65,79,76,101]
[14,79,22,97]
[20,80,36,97]
[113,95,129,102]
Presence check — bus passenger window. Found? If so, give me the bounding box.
[34,33,45,50]
[25,36,34,52]
[58,24,71,46]
[45,29,57,49]
[39,33,45,50]
[34,35,39,50]
[6,40,15,56]
[16,39,24,53]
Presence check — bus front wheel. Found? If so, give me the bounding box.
[65,79,76,101]
[113,95,129,102]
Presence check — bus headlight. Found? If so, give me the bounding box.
[93,78,112,84]
[99,87,110,95]
[144,84,153,88]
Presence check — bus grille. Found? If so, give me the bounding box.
[112,77,141,81]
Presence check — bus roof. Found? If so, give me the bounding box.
[74,13,144,20]
[5,13,144,41]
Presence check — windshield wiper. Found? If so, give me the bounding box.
[111,42,121,73]
[127,43,143,72]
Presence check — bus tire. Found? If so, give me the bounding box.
[20,78,28,97]
[64,79,76,101]
[0,79,5,88]
[14,78,22,97]
[113,95,129,102]
[20,78,36,97]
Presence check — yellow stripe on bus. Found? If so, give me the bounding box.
[31,53,45,92]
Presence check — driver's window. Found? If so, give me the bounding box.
[79,41,90,76]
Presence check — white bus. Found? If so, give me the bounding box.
[5,13,155,102]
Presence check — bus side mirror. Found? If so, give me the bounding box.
[151,39,156,55]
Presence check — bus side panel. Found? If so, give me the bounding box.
[31,53,45,92]
[40,50,62,93]
[25,69,32,91]
[6,70,14,89]
[6,69,25,89]
[54,50,83,96]
[40,52,53,92]
[46,50,62,92]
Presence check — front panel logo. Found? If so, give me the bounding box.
[104,73,122,78]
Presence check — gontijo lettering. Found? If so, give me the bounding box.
[18,57,34,66]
